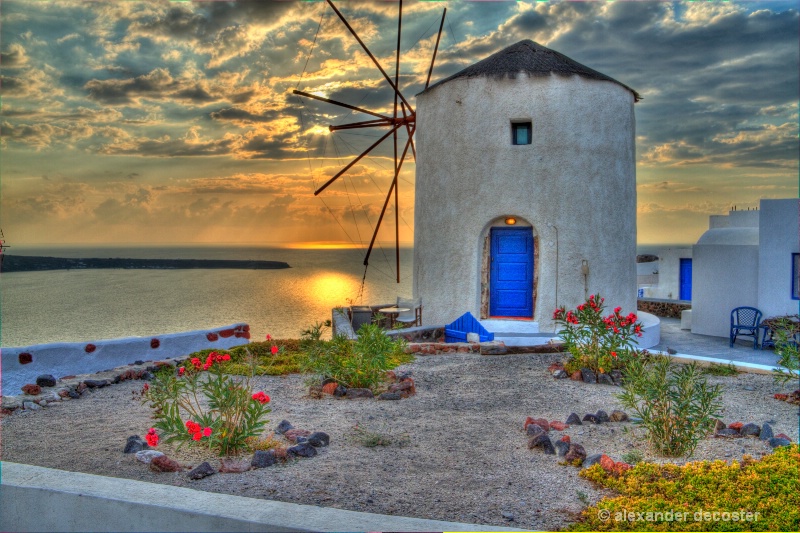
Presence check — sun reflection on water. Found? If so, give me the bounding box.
[307,271,362,307]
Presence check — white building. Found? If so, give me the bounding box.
[638,247,693,301]
[413,40,640,332]
[691,199,799,338]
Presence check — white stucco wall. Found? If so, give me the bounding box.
[691,210,760,338]
[691,242,759,338]
[758,198,800,318]
[414,74,637,330]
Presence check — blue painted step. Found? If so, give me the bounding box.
[445,312,495,343]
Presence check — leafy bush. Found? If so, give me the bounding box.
[142,350,271,456]
[770,317,800,386]
[299,322,410,390]
[702,362,739,377]
[191,339,304,376]
[616,355,723,457]
[570,445,800,531]
[554,294,643,374]
[349,423,411,448]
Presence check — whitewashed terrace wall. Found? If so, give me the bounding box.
[1,323,250,394]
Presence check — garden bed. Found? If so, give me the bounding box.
[1,352,797,531]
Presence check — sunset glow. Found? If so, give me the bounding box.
[1,1,797,247]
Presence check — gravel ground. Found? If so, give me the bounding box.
[1,352,797,531]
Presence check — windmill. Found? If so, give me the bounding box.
[293,0,446,283]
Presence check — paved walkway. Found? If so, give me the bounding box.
[652,317,780,367]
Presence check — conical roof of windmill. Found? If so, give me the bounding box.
[422,39,640,102]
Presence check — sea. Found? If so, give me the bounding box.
[0,245,413,347]
[1,244,686,348]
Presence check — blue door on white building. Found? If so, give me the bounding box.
[490,227,533,317]
[679,258,692,301]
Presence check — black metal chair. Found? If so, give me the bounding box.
[730,307,763,349]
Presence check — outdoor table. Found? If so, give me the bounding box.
[378,307,411,328]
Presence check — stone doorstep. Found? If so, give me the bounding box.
[1,358,181,412]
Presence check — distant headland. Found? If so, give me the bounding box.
[1,255,290,272]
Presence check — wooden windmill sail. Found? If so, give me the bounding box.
[294,0,446,283]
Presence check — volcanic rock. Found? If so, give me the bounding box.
[188,461,216,479]
[36,375,57,388]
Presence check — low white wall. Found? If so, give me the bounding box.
[0,463,522,533]
[633,311,660,349]
[1,324,250,395]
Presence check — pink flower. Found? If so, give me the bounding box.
[202,427,212,437]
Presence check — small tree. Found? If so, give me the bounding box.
[771,317,800,387]
[616,355,723,457]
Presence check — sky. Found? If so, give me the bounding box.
[1,0,798,248]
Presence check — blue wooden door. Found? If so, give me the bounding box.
[490,227,533,317]
[679,258,692,301]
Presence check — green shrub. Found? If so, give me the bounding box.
[569,445,800,531]
[299,322,410,390]
[554,294,643,375]
[349,423,411,448]
[702,362,739,376]
[143,349,271,456]
[185,340,304,377]
[621,449,644,465]
[616,355,723,457]
[771,317,800,386]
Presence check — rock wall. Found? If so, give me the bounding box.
[637,299,691,319]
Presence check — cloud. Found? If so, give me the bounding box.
[1,43,29,67]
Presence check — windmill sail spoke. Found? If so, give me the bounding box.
[314,124,402,196]
[329,118,394,131]
[425,8,447,89]
[363,128,415,268]
[300,0,445,283]
[326,0,412,111]
[293,90,391,121]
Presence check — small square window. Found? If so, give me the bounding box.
[511,121,532,145]
[792,253,800,300]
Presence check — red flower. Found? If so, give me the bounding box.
[178,367,185,376]
[145,428,159,447]
[191,357,201,369]
[186,420,201,434]
[202,427,212,437]
[222,354,231,361]
[142,383,149,391]
[614,306,622,314]
[266,334,272,341]
[271,345,279,355]
[611,351,618,358]
[192,432,202,441]
[252,391,270,404]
